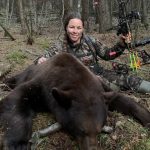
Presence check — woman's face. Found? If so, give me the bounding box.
[66,18,84,45]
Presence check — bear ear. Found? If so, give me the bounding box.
[52,87,72,109]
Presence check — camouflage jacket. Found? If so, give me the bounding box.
[42,34,127,74]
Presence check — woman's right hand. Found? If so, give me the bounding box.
[38,57,47,64]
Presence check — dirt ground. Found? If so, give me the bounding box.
[0,26,150,150]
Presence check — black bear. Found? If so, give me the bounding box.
[1,53,150,150]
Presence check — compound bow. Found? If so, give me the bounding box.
[115,0,150,72]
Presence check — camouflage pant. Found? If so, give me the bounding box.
[100,69,143,92]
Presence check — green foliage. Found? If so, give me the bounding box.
[6,50,27,65]
[38,39,50,49]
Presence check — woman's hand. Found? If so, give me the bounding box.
[120,32,132,44]
[38,57,47,64]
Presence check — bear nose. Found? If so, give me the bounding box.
[78,135,101,150]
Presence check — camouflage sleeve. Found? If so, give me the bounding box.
[44,41,63,58]
[34,41,64,64]
[94,39,127,60]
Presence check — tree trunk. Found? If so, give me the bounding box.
[73,0,79,12]
[18,0,26,34]
[81,0,90,32]
[108,0,113,28]
[5,0,9,26]
[9,0,14,26]
[141,0,149,29]
[33,0,38,32]
[96,0,111,33]
[64,0,72,16]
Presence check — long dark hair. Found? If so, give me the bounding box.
[63,11,84,31]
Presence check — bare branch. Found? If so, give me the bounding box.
[32,122,61,138]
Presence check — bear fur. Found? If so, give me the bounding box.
[1,53,150,150]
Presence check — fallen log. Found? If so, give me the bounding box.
[0,23,15,41]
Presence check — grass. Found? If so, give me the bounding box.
[6,50,27,65]
[36,38,51,50]
[96,112,150,150]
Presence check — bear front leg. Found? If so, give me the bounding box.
[1,81,42,150]
[2,112,33,150]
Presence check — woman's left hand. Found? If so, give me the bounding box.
[120,32,132,44]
